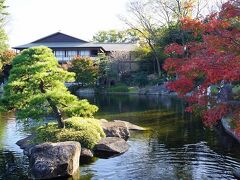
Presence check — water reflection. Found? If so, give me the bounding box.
[0,113,29,179]
[0,149,28,179]
[0,95,238,179]
[80,94,240,180]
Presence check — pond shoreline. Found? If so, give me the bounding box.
[2,93,240,179]
[76,85,178,96]
[221,117,240,144]
[77,89,240,147]
[16,119,147,179]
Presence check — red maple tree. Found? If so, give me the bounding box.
[164,0,240,130]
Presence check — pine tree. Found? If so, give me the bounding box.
[1,46,98,128]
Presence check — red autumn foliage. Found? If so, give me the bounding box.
[164,43,185,55]
[164,0,240,127]
[203,104,229,127]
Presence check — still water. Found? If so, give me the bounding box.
[0,94,240,179]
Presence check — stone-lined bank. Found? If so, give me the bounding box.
[16,120,147,179]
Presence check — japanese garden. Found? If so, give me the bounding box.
[0,0,239,179]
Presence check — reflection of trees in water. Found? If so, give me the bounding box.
[0,113,30,179]
[78,94,240,179]
[143,136,239,179]
[85,94,186,117]
[0,149,28,179]
[0,114,7,146]
[141,115,240,179]
[0,113,10,148]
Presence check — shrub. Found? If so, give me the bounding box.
[120,72,134,86]
[34,117,105,149]
[65,117,105,137]
[133,72,148,87]
[107,83,129,92]
[68,57,98,87]
[128,87,138,93]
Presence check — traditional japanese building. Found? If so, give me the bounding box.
[13,32,136,63]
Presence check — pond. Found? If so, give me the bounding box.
[0,94,240,179]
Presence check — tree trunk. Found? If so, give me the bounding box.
[47,98,65,128]
[39,80,65,128]
[148,40,161,77]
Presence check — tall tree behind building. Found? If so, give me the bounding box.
[0,0,8,53]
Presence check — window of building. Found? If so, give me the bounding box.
[79,50,90,57]
[55,50,65,57]
[67,50,78,57]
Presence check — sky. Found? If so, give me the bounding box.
[5,0,130,47]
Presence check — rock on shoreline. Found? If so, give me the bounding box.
[28,141,81,179]
[113,120,146,131]
[16,120,146,178]
[100,119,147,140]
[101,121,130,140]
[221,117,240,144]
[94,137,129,157]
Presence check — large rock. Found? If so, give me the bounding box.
[28,141,81,179]
[101,122,130,140]
[221,117,240,144]
[16,135,36,157]
[81,148,93,158]
[99,119,108,123]
[113,120,146,131]
[94,137,129,157]
[16,134,36,150]
[80,148,94,163]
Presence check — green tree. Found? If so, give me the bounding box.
[1,46,98,128]
[0,29,7,53]
[93,29,139,43]
[96,53,118,87]
[68,57,98,86]
[0,0,11,82]
[0,0,8,53]
[0,0,8,21]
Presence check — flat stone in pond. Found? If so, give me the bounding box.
[80,148,94,163]
[99,119,108,123]
[113,120,146,131]
[101,122,130,140]
[94,137,129,158]
[28,141,81,179]
[16,134,36,150]
[81,148,93,158]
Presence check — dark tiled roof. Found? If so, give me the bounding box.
[31,32,88,43]
[13,42,136,52]
[13,32,137,52]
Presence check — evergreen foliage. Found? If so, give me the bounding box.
[1,46,98,128]
[34,117,105,149]
[0,0,8,53]
[68,56,98,86]
[93,29,139,43]
[96,53,116,86]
